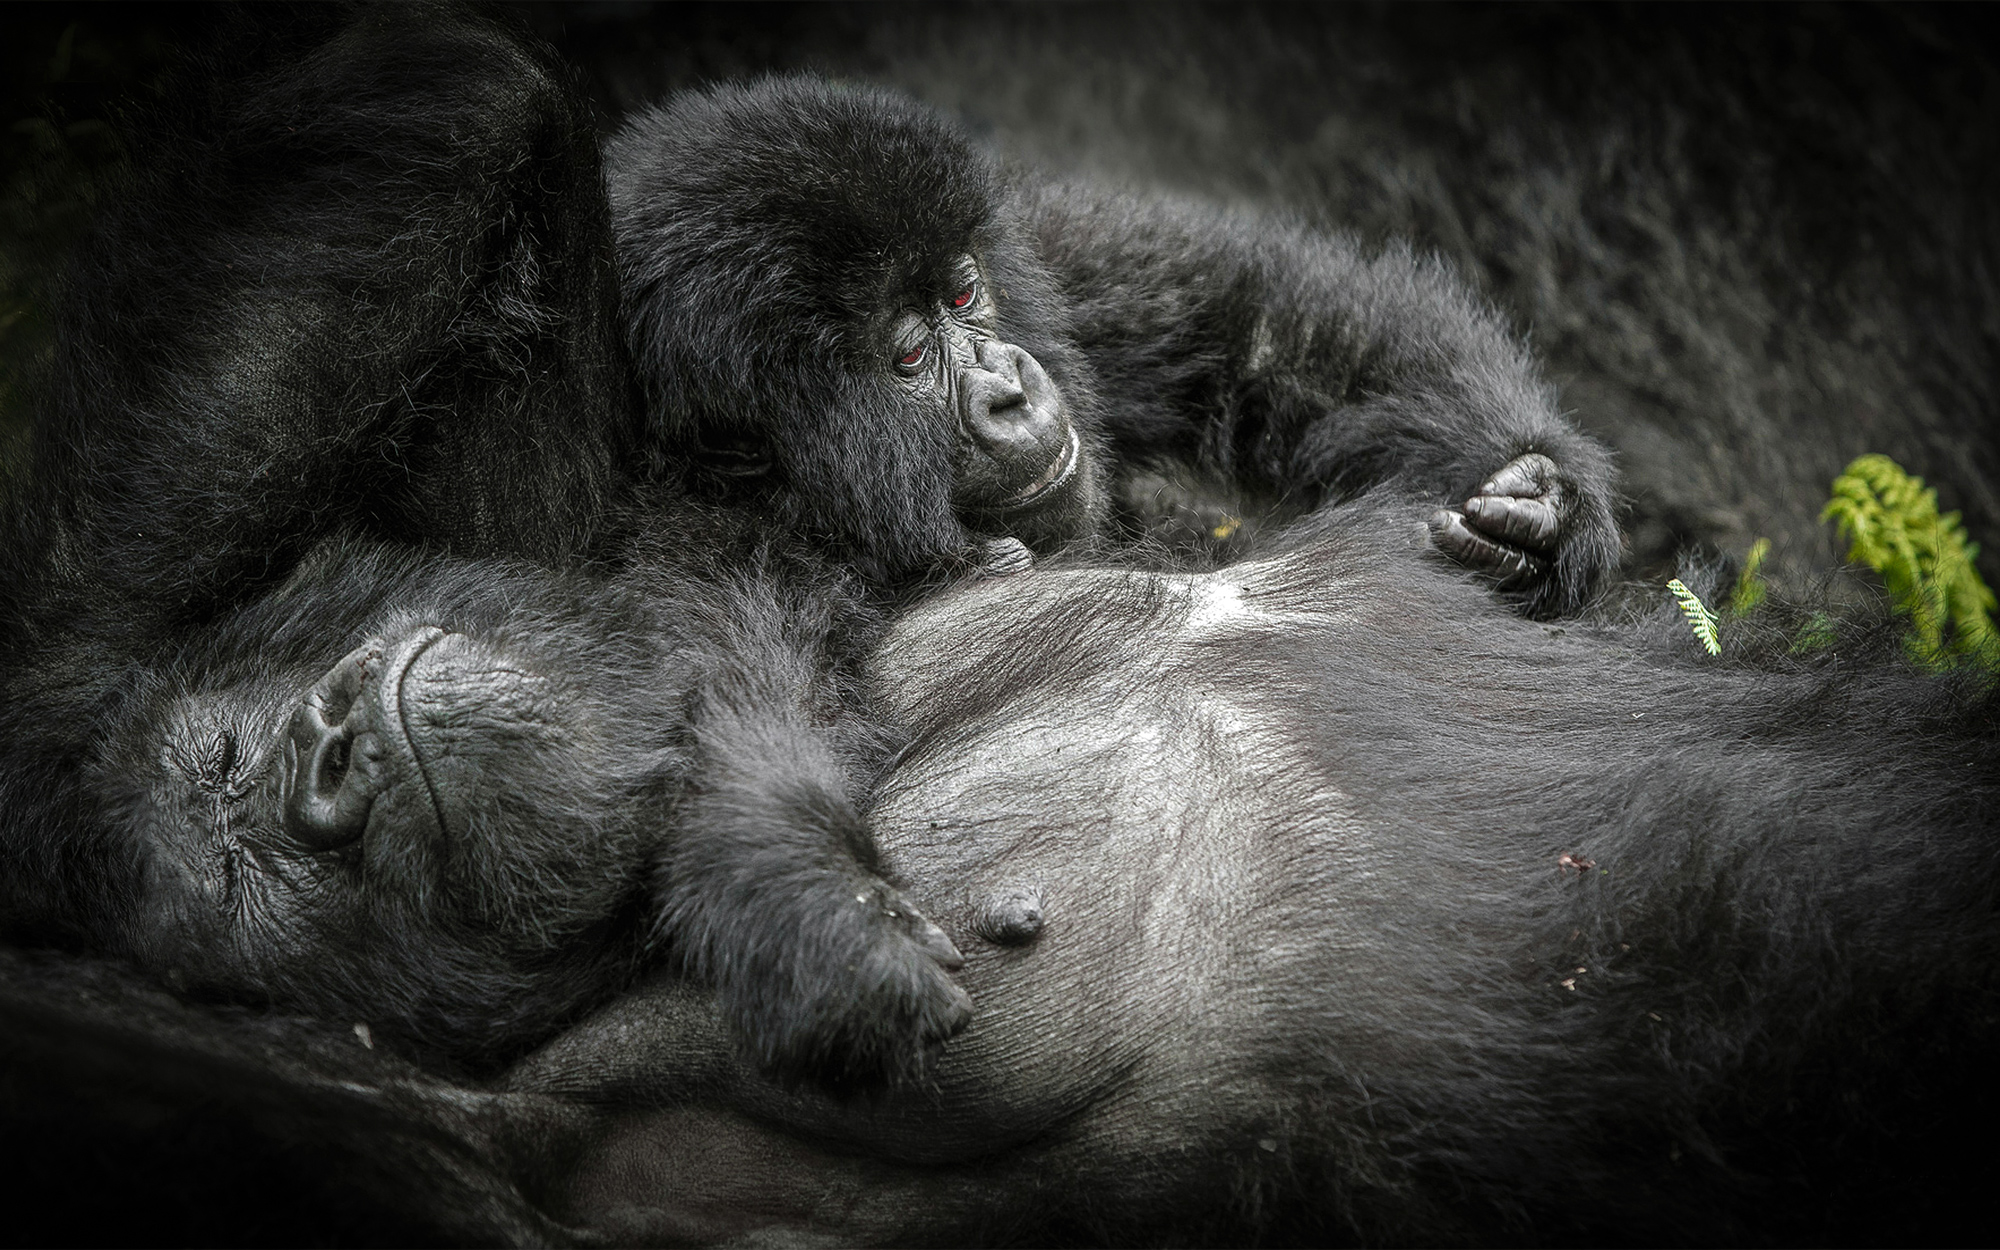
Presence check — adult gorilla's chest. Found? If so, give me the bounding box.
[855,529,1520,1161]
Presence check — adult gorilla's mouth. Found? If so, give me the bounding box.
[1001,426,1080,510]
[381,627,453,846]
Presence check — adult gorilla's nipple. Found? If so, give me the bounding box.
[972,884,1045,946]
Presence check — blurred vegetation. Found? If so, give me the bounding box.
[1823,454,2000,669]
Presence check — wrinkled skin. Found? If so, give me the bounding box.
[608,78,1622,616]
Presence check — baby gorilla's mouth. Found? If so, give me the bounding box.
[1001,426,1080,510]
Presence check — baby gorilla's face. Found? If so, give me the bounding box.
[99,563,682,1059]
[885,255,1101,550]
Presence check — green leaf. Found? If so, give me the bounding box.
[1729,537,1770,617]
[1667,579,1721,656]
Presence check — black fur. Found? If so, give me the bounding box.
[70,531,969,1083]
[0,8,967,1089]
[761,505,1999,1244]
[1,6,637,936]
[566,4,1998,596]
[607,76,1622,615]
[14,503,1996,1245]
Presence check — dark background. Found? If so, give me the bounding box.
[5,1,1997,585]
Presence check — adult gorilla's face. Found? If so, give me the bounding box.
[609,76,1111,578]
[100,549,671,1058]
[884,254,1093,548]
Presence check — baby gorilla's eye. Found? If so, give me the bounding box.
[898,343,928,369]
[952,282,978,310]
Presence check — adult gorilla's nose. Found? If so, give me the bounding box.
[280,627,446,850]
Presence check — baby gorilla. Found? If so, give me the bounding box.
[609,77,1620,614]
[96,535,962,1086]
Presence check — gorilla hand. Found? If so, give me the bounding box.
[716,868,972,1092]
[1427,453,1569,592]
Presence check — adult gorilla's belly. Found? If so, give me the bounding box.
[517,516,1599,1239]
[859,552,1381,1156]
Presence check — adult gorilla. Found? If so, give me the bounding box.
[10,502,2000,1246]
[513,524,2000,1246]
[607,78,1621,616]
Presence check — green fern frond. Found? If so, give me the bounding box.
[1822,454,1998,669]
[1667,578,1721,656]
[1729,537,1771,617]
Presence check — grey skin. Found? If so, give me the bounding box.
[496,504,2000,1246]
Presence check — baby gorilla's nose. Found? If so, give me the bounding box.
[280,627,446,850]
[954,339,1077,515]
[958,340,1037,454]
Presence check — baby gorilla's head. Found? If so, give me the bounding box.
[99,545,687,1062]
[608,75,1111,582]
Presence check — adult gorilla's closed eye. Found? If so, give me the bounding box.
[103,546,664,1059]
[607,77,1620,614]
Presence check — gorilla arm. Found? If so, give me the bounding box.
[1021,182,1619,615]
[87,533,974,1086]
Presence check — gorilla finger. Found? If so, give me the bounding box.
[1429,511,1550,588]
[1463,494,1562,554]
[977,536,1034,578]
[1477,451,1560,500]
[897,898,967,970]
[1486,541,1551,590]
[1429,508,1505,564]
